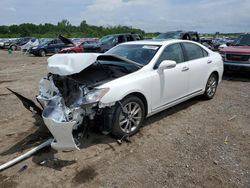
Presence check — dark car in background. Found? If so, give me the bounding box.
[220,34,250,72]
[156,31,200,42]
[30,35,74,56]
[99,33,143,52]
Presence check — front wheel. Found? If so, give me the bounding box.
[111,95,145,138]
[10,45,17,51]
[203,73,218,99]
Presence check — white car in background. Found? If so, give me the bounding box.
[19,39,223,151]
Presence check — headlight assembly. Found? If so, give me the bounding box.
[82,88,110,105]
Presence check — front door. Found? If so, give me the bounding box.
[151,43,190,110]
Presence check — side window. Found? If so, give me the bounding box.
[155,43,184,68]
[117,35,125,43]
[183,43,207,61]
[126,35,134,41]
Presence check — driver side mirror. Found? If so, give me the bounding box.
[158,60,176,73]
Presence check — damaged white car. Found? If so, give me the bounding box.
[10,40,223,151]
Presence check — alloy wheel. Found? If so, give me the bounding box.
[119,102,142,133]
[206,75,217,97]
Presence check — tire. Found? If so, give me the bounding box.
[39,50,46,57]
[203,73,218,100]
[11,45,17,51]
[111,95,145,138]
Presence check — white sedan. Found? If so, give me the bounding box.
[37,39,223,150]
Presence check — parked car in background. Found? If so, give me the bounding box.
[200,37,215,51]
[99,33,143,52]
[25,39,223,150]
[60,39,101,53]
[30,35,74,56]
[220,34,250,72]
[155,31,200,42]
[20,38,40,54]
[0,39,9,49]
[5,37,35,51]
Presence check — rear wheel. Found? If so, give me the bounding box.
[39,50,46,57]
[203,73,218,99]
[112,95,145,138]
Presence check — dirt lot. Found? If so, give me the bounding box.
[0,50,249,188]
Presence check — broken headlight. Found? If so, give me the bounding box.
[82,88,109,105]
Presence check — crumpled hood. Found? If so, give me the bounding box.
[48,53,101,76]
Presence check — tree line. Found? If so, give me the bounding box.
[0,19,147,38]
[0,19,242,39]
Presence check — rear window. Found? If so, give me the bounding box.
[183,43,208,61]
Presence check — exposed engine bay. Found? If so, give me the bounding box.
[31,53,141,151]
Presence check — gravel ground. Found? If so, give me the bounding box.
[0,50,250,188]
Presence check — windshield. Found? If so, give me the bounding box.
[232,34,250,46]
[106,44,161,65]
[100,35,115,44]
[156,32,182,39]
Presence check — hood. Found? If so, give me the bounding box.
[220,46,250,54]
[48,53,101,76]
[59,35,74,45]
[48,54,142,76]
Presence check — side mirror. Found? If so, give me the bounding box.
[158,60,176,73]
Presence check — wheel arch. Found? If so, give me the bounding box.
[210,71,219,82]
[40,48,46,53]
[124,92,148,117]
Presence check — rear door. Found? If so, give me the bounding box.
[182,42,210,93]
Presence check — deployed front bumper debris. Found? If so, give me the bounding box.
[37,78,86,151]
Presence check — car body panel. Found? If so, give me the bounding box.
[220,46,250,55]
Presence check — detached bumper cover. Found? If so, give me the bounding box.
[37,78,84,151]
[43,116,79,151]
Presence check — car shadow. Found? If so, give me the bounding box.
[0,115,51,156]
[223,71,250,82]
[144,96,201,127]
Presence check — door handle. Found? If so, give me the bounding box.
[207,60,212,64]
[182,67,189,72]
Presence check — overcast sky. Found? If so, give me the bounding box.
[0,0,249,33]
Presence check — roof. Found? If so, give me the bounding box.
[118,39,191,46]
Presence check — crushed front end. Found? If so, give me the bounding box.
[37,75,109,151]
